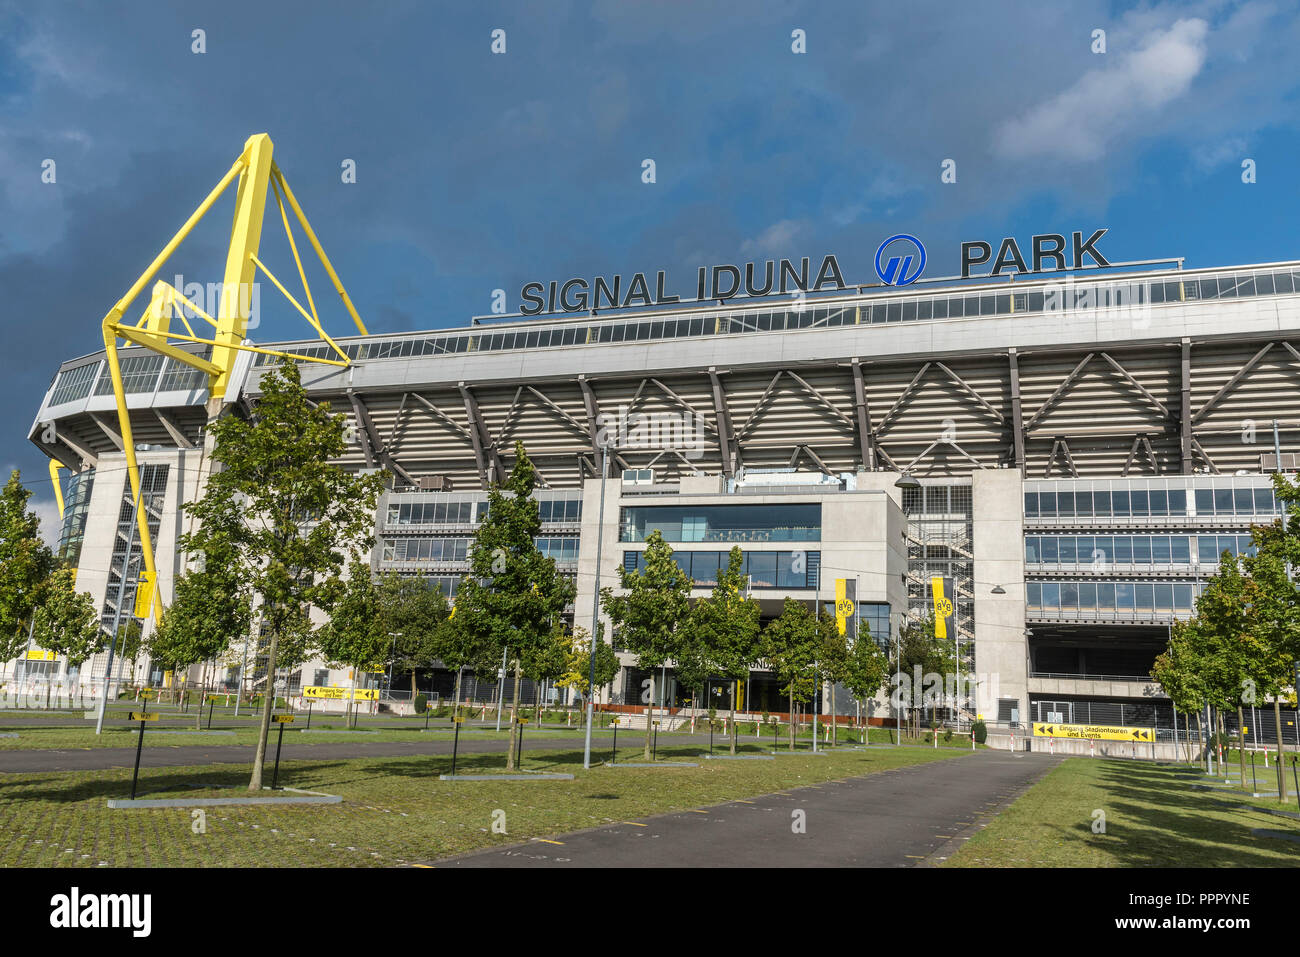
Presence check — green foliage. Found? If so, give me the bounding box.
[180,361,382,788]
[448,444,576,678]
[973,719,987,744]
[30,567,100,668]
[317,559,390,672]
[558,624,619,699]
[377,572,450,694]
[761,598,819,704]
[0,470,57,662]
[691,547,762,686]
[147,556,251,674]
[890,611,956,682]
[601,529,693,674]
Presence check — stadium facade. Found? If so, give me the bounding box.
[15,240,1300,743]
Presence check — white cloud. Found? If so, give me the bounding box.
[740,219,809,258]
[29,496,62,550]
[996,18,1209,163]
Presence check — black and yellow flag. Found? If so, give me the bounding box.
[930,576,955,640]
[835,578,856,642]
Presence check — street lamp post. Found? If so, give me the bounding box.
[583,442,610,770]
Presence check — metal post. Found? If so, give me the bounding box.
[495,654,507,732]
[271,720,285,790]
[611,720,617,764]
[583,442,609,770]
[233,637,249,718]
[206,696,214,730]
[306,700,313,729]
[97,487,147,735]
[517,716,526,768]
[811,664,819,753]
[450,720,460,777]
[652,722,658,762]
[129,716,146,800]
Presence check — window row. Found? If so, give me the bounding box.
[1025,485,1278,520]
[381,536,580,564]
[1025,534,1257,566]
[621,549,820,589]
[385,497,582,527]
[619,504,821,543]
[1027,581,1202,614]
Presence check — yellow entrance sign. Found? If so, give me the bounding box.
[1033,722,1153,742]
[130,712,158,722]
[303,686,378,701]
[272,714,295,723]
[25,649,57,661]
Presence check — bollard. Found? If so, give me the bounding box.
[128,711,154,800]
[450,718,461,776]
[1292,757,1299,811]
[206,696,215,731]
[1251,753,1258,794]
[611,720,618,764]
[652,721,659,762]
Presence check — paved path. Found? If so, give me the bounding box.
[427,751,1061,868]
[0,732,684,773]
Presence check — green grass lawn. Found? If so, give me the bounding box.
[942,757,1300,867]
[0,742,965,867]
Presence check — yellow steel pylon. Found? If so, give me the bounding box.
[94,133,368,623]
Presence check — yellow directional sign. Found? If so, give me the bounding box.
[1033,722,1153,742]
[452,716,464,723]
[25,649,57,661]
[272,714,295,723]
[303,686,378,701]
[130,712,158,722]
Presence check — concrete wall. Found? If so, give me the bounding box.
[972,469,1027,723]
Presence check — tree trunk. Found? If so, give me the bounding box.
[452,668,463,722]
[788,688,796,751]
[643,674,654,761]
[1195,709,1205,765]
[829,683,836,748]
[1275,699,1288,801]
[248,626,279,791]
[195,660,207,731]
[506,658,522,771]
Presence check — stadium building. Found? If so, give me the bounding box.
[16,232,1300,747]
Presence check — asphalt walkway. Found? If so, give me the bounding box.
[427,750,1061,868]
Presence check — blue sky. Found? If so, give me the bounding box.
[2,0,1299,536]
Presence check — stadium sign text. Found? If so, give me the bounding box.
[519,255,848,315]
[960,228,1110,278]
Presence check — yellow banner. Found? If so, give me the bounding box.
[130,712,158,721]
[931,577,952,639]
[25,649,57,661]
[1033,722,1153,742]
[834,579,854,637]
[133,571,154,619]
[303,686,378,701]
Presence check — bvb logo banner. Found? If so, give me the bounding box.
[930,576,955,640]
[835,578,856,641]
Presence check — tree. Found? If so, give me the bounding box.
[146,557,251,728]
[840,627,890,743]
[761,598,820,750]
[889,612,955,735]
[558,624,618,704]
[181,361,383,790]
[691,547,761,753]
[31,567,100,673]
[0,470,57,666]
[601,529,693,760]
[814,610,849,746]
[448,443,575,769]
[317,559,391,728]
[376,572,450,701]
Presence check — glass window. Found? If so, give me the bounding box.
[1024,492,1039,517]
[1214,488,1233,514]
[1076,535,1094,562]
[1093,535,1112,564]
[1171,536,1190,564]
[1115,582,1134,610]
[886,302,902,323]
[746,552,777,588]
[1074,492,1093,518]
[1154,583,1173,611]
[1099,582,1116,608]
[901,301,917,322]
[1135,583,1154,610]
[1057,537,1076,563]
[1255,487,1275,514]
[1112,490,1130,516]
[1113,536,1132,563]
[1040,537,1058,562]
[1057,491,1075,518]
[917,299,932,321]
[1168,488,1186,514]
[1174,583,1193,611]
[1079,582,1097,609]
[1152,536,1171,564]
[1133,536,1152,564]
[1061,583,1079,609]
[1130,489,1149,517]
[1198,536,1219,563]
[1195,488,1213,515]
[1235,488,1254,514]
[1149,488,1168,515]
[1038,491,1056,517]
[777,552,808,588]
[1093,491,1110,517]
[931,298,948,319]
[1024,537,1039,563]
[1275,270,1294,294]
[1041,583,1060,609]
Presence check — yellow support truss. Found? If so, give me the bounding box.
[93,133,368,623]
